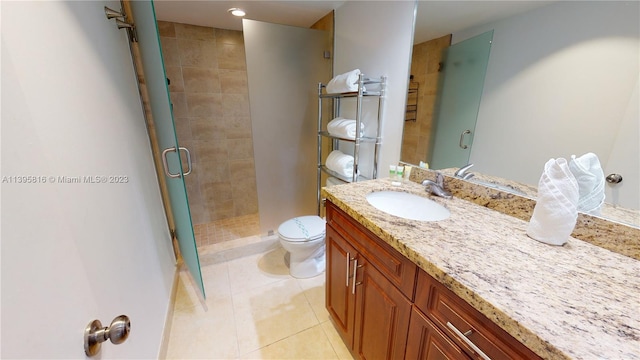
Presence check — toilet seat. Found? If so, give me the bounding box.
[278,216,326,243]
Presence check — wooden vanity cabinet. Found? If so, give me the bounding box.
[325,226,357,348]
[413,271,542,360]
[326,202,416,360]
[325,200,541,360]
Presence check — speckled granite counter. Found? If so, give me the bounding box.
[412,167,640,260]
[322,178,640,360]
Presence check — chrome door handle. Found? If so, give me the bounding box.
[351,259,364,294]
[447,322,491,360]
[346,252,352,287]
[352,259,358,294]
[161,147,192,178]
[180,147,192,176]
[459,130,471,149]
[606,173,622,184]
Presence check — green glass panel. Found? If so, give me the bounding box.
[430,30,493,169]
[129,1,205,298]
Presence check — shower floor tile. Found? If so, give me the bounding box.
[164,241,353,359]
[193,213,261,247]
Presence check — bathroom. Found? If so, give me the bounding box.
[2,0,638,359]
[154,0,639,254]
[145,0,640,357]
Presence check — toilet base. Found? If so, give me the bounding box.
[283,245,326,279]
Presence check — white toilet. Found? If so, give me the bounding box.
[277,215,326,278]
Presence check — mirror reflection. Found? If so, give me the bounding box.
[401,1,639,221]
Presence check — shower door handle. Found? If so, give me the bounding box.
[180,147,193,176]
[459,130,472,149]
[161,147,192,178]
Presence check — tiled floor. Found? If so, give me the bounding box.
[165,238,354,359]
[193,213,261,248]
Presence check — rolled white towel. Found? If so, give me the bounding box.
[325,177,344,187]
[526,158,579,246]
[327,117,364,139]
[569,153,605,215]
[326,150,354,178]
[326,69,364,94]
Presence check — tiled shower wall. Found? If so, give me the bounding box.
[401,34,451,166]
[157,21,258,224]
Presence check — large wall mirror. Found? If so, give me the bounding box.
[402,1,639,226]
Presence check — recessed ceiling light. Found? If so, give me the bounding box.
[228,8,246,17]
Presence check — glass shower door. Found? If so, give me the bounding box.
[129,0,205,298]
[429,30,493,169]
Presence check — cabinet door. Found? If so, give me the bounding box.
[406,308,471,360]
[353,257,412,360]
[326,225,357,348]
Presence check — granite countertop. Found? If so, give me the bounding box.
[437,167,640,229]
[322,178,640,360]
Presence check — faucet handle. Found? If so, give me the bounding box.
[455,163,474,178]
[436,172,445,187]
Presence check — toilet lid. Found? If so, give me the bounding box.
[278,216,326,242]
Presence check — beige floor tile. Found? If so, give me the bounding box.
[166,297,239,359]
[321,321,355,360]
[201,261,231,301]
[296,273,331,323]
[240,324,339,359]
[167,238,342,359]
[173,261,230,311]
[232,278,320,355]
[227,247,290,295]
[173,268,206,312]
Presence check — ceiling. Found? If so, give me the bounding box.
[413,1,552,44]
[153,1,345,32]
[153,1,552,44]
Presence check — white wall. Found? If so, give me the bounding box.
[605,78,640,209]
[334,1,416,176]
[455,1,639,208]
[1,1,175,358]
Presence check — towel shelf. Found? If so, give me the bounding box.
[318,131,378,143]
[316,73,386,215]
[405,81,418,122]
[320,166,370,183]
[319,91,383,99]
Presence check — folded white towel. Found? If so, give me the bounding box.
[325,177,344,187]
[526,158,579,246]
[327,117,364,139]
[326,69,364,94]
[569,153,605,215]
[326,150,354,178]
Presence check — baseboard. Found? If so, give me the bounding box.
[157,265,179,359]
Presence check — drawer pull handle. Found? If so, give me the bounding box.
[346,253,351,287]
[352,259,360,294]
[447,322,491,360]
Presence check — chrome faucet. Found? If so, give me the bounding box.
[422,173,452,199]
[454,163,475,180]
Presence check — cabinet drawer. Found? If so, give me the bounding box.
[415,270,541,360]
[406,307,471,360]
[326,201,417,299]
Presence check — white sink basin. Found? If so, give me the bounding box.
[366,191,450,221]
